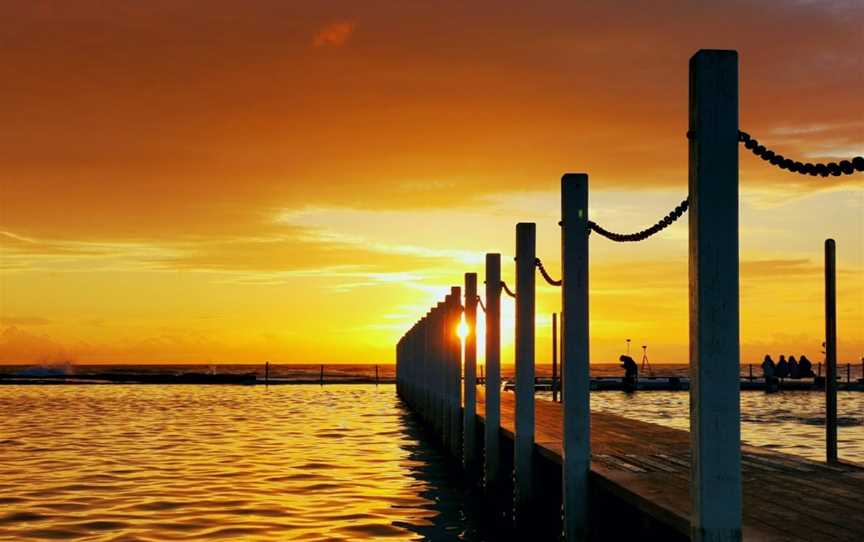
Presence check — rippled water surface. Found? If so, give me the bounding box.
[585,390,864,463]
[0,385,482,541]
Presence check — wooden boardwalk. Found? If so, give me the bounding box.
[476,389,864,541]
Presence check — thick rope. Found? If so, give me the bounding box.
[535,258,562,286]
[737,131,863,177]
[588,198,689,242]
[500,281,516,299]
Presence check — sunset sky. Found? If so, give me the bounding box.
[1,1,862,365]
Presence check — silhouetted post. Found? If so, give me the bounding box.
[748,364,753,381]
[846,363,851,384]
[440,299,451,448]
[825,238,837,464]
[320,364,324,386]
[552,313,559,402]
[450,286,463,458]
[485,253,502,493]
[561,173,590,540]
[376,364,379,385]
[514,223,536,518]
[464,273,479,473]
[265,361,270,385]
[688,49,742,542]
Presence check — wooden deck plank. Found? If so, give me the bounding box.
[473,389,863,541]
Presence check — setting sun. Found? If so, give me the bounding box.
[457,315,469,341]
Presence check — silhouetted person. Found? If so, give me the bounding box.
[761,355,776,379]
[799,355,814,378]
[620,355,638,391]
[776,355,789,379]
[788,355,800,379]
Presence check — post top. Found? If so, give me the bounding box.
[561,172,588,181]
[691,49,738,61]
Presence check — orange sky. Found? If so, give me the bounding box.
[1,1,862,365]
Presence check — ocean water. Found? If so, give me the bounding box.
[0,385,486,542]
[582,390,864,463]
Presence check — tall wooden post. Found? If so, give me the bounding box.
[552,313,558,402]
[450,286,463,459]
[825,239,838,464]
[438,294,453,449]
[484,253,502,492]
[464,273,479,472]
[561,173,590,540]
[514,223,536,517]
[688,49,742,542]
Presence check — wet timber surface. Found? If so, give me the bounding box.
[474,389,864,541]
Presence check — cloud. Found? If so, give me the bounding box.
[0,317,52,327]
[313,21,355,48]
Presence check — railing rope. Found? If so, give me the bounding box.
[588,198,689,242]
[535,257,562,286]
[736,131,863,177]
[500,280,517,298]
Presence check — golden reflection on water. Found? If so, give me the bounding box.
[0,385,472,541]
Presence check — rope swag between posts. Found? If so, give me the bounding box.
[588,198,690,243]
[686,130,864,176]
[535,258,562,286]
[500,281,516,299]
[476,295,486,312]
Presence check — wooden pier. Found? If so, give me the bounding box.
[477,389,864,541]
[395,48,863,541]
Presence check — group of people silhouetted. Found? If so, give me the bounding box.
[761,354,815,380]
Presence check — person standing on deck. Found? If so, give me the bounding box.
[619,355,638,391]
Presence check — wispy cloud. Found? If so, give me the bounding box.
[313,21,355,48]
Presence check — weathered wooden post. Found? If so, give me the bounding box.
[396,339,401,397]
[450,286,463,459]
[561,173,590,540]
[514,222,536,519]
[440,298,451,448]
[825,238,838,464]
[464,273,479,472]
[552,313,559,402]
[688,49,742,542]
[485,253,502,493]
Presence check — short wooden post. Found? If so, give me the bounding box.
[688,49,742,541]
[748,364,753,381]
[265,361,270,385]
[846,363,851,384]
[552,313,559,402]
[484,253,502,492]
[825,238,838,464]
[463,273,479,472]
[320,364,324,386]
[514,222,536,517]
[376,364,379,386]
[561,173,590,540]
